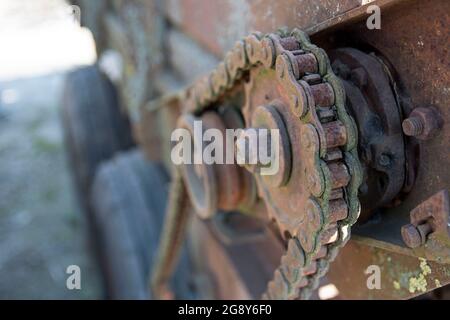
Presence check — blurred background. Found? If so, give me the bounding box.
[0,0,102,299]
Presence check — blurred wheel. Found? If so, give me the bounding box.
[61,65,134,213]
[91,150,193,299]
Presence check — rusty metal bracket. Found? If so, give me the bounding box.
[401,190,450,259]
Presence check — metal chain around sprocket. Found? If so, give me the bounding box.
[152,28,362,300]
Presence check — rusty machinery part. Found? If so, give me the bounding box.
[177,108,256,219]
[236,30,362,300]
[151,169,191,300]
[401,189,450,250]
[329,48,407,221]
[150,28,363,300]
[210,211,267,245]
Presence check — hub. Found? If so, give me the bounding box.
[330,48,412,221]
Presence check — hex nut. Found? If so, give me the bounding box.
[402,107,442,140]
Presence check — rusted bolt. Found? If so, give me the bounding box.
[402,117,423,136]
[402,107,442,140]
[417,223,432,240]
[401,224,423,248]
[401,190,450,249]
[401,223,432,248]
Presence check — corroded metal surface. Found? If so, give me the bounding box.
[402,190,450,256]
[151,169,191,299]
[77,0,450,300]
[152,28,363,300]
[330,48,407,221]
[177,110,255,218]
[329,239,450,299]
[163,0,395,57]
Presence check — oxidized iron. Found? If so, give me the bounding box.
[402,190,450,249]
[330,48,407,221]
[402,107,442,140]
[74,0,450,300]
[152,28,363,300]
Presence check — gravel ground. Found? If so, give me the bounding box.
[0,0,102,299]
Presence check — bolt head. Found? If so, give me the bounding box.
[401,224,422,248]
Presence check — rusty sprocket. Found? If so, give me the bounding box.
[152,28,363,300]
